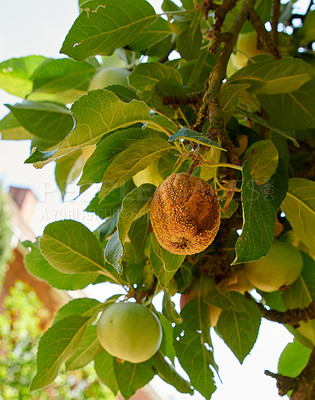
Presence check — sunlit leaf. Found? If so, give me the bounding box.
[216,296,261,364]
[39,220,106,274]
[281,178,315,253]
[61,0,158,61]
[30,316,90,390]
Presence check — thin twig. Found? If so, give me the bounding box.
[265,347,315,399]
[245,293,315,326]
[194,0,258,167]
[249,8,281,59]
[271,0,281,44]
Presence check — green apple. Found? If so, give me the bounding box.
[231,31,266,69]
[132,159,164,187]
[88,67,130,90]
[244,240,303,292]
[180,276,222,327]
[97,302,162,363]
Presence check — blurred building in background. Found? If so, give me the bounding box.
[0,186,162,400]
[0,186,70,328]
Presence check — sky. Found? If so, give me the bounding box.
[0,1,297,400]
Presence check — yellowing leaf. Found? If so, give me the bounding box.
[244,140,279,185]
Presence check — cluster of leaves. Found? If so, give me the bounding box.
[0,0,314,399]
[0,187,12,286]
[0,281,115,400]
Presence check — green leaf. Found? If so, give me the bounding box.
[299,10,315,44]
[27,89,151,167]
[85,180,135,219]
[29,58,97,103]
[113,359,155,400]
[216,296,261,364]
[281,251,315,348]
[220,199,239,219]
[104,231,123,274]
[118,184,155,244]
[175,331,216,399]
[281,178,315,253]
[148,114,178,135]
[39,220,106,274]
[129,62,182,91]
[205,288,246,312]
[0,55,47,97]
[30,316,90,390]
[79,127,148,186]
[60,0,158,61]
[244,140,279,185]
[94,351,119,395]
[99,134,175,200]
[144,34,174,58]
[237,108,298,146]
[124,259,154,291]
[220,83,251,121]
[169,127,225,150]
[177,22,202,60]
[105,84,138,102]
[223,0,272,34]
[278,340,312,378]
[153,352,193,394]
[24,244,99,291]
[200,146,222,181]
[130,16,172,51]
[65,326,103,370]
[151,79,186,118]
[55,147,94,199]
[54,298,102,323]
[129,214,150,263]
[259,158,288,211]
[228,57,314,94]
[98,211,119,242]
[173,262,193,293]
[158,312,176,362]
[32,58,95,93]
[257,77,315,129]
[162,292,183,324]
[282,251,315,309]
[174,299,217,399]
[0,112,33,140]
[233,161,276,264]
[6,101,73,144]
[150,234,185,287]
[104,184,156,272]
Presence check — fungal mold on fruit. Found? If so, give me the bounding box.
[150,173,221,255]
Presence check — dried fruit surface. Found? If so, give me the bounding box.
[150,173,221,254]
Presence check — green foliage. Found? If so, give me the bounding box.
[0,188,12,286]
[0,0,315,399]
[0,282,115,400]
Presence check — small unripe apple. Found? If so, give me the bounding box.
[244,240,303,292]
[180,276,221,327]
[132,159,164,187]
[89,67,130,90]
[231,31,267,69]
[97,302,162,363]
